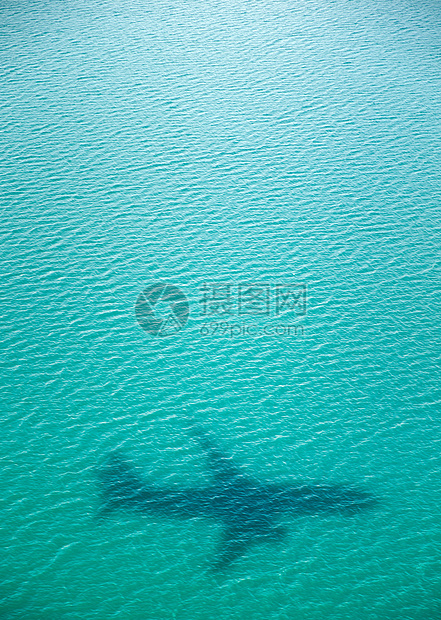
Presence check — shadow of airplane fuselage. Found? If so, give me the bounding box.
[98,430,376,569]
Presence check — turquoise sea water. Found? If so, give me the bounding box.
[1,0,441,618]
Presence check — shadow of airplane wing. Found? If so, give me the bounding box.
[212,526,258,570]
[213,523,288,571]
[190,425,245,486]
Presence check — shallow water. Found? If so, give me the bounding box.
[1,0,441,618]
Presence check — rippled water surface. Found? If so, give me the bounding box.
[1,0,441,618]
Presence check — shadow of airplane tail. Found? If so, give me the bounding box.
[96,452,144,517]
